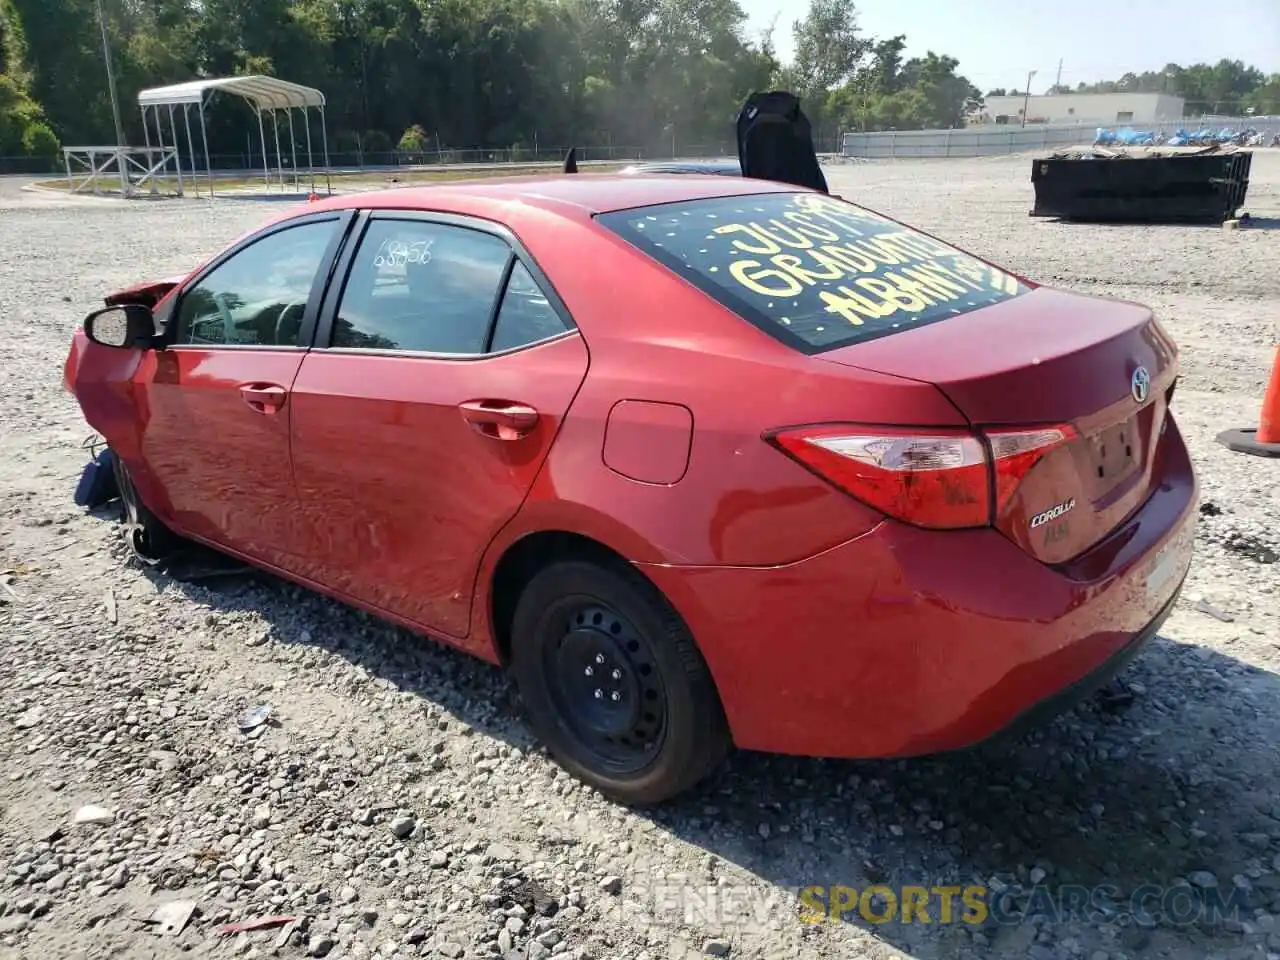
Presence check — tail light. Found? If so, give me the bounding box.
[767,423,1075,530]
[986,426,1075,512]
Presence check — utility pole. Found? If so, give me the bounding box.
[94,0,126,149]
[1021,70,1038,127]
[1055,59,1063,91]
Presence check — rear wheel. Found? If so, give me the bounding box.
[510,559,730,806]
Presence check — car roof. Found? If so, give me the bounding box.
[619,159,742,176]
[302,174,803,222]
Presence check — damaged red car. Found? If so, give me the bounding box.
[64,174,1197,805]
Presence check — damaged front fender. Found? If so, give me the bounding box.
[102,274,187,310]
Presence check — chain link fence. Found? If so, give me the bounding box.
[841,116,1280,160]
[2,135,856,177]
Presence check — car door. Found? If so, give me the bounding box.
[288,211,589,642]
[139,211,353,569]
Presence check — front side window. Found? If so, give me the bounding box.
[595,192,1029,353]
[332,219,512,354]
[175,220,338,347]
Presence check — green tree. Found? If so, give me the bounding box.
[0,0,23,76]
[397,123,427,152]
[791,0,869,98]
[830,44,978,131]
[16,0,1271,158]
[1244,75,1280,115]
[1072,59,1272,115]
[897,53,980,127]
[0,0,59,157]
[21,117,57,155]
[11,0,117,144]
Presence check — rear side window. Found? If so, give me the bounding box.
[595,193,1029,353]
[490,262,571,352]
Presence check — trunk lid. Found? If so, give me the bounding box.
[818,287,1179,563]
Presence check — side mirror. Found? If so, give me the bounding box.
[83,304,157,349]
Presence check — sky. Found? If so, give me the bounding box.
[741,0,1280,94]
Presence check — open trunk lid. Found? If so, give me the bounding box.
[818,287,1179,563]
[735,90,829,194]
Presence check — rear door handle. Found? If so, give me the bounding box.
[239,383,288,415]
[459,400,539,440]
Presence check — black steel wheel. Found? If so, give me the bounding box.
[543,601,669,774]
[510,558,730,806]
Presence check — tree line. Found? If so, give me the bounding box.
[986,60,1280,117]
[0,0,984,161]
[2,0,1276,163]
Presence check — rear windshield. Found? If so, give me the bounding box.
[595,192,1029,353]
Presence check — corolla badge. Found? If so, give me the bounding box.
[1131,365,1151,403]
[1030,497,1076,529]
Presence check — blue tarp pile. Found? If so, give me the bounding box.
[1164,127,1244,145]
[1094,127,1157,146]
[1094,126,1267,147]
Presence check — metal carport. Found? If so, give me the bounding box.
[137,75,332,198]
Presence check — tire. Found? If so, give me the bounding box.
[111,453,179,560]
[510,558,731,806]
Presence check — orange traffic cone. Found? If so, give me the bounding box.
[1218,343,1280,457]
[1262,346,1280,443]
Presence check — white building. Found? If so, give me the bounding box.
[977,92,1186,126]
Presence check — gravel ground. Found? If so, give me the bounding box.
[1,153,1278,960]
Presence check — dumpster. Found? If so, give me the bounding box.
[1030,151,1252,224]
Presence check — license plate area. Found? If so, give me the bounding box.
[1088,415,1141,495]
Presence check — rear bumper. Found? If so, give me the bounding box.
[638,419,1198,758]
[969,571,1183,751]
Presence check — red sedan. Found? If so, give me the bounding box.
[64,175,1198,805]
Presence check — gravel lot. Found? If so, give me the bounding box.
[1,153,1278,960]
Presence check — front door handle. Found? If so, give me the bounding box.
[459,400,539,440]
[239,383,288,415]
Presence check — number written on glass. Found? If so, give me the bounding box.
[374,238,434,268]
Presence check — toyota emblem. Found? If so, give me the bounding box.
[1131,366,1151,403]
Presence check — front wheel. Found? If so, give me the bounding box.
[111,453,179,561]
[510,559,731,806]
